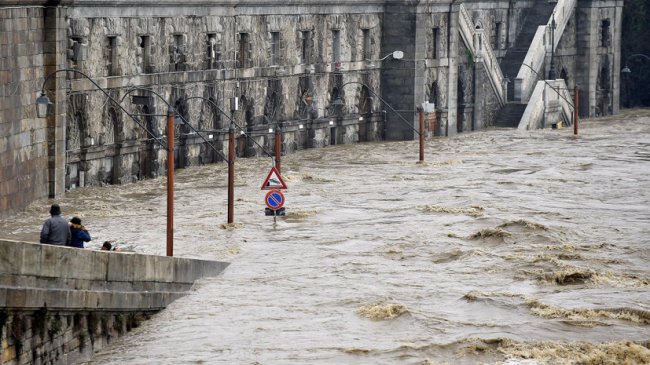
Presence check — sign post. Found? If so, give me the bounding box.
[261,166,288,221]
[260,166,287,190]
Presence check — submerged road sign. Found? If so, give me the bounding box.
[265,189,285,210]
[261,166,287,190]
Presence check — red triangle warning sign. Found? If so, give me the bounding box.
[261,166,288,190]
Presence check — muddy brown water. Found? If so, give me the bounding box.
[2,110,649,364]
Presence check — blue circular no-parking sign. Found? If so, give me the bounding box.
[265,190,285,210]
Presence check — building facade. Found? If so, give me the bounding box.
[0,0,623,217]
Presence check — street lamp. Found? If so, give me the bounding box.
[548,13,557,80]
[621,53,650,108]
[36,69,174,256]
[622,65,631,108]
[35,92,51,119]
[365,50,404,67]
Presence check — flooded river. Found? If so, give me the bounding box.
[2,110,650,364]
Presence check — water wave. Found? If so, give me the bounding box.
[357,303,409,320]
[417,205,484,217]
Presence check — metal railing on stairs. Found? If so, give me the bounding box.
[514,0,577,102]
[458,4,506,106]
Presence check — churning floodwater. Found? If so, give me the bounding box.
[3,110,650,364]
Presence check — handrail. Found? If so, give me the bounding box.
[519,79,574,130]
[458,4,506,105]
[514,0,577,101]
[520,62,574,108]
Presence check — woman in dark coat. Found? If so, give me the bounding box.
[68,217,91,248]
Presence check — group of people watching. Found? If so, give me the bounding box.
[40,204,117,251]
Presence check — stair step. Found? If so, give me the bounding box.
[495,103,528,128]
[499,1,557,101]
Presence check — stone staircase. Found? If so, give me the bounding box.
[497,1,556,127]
[495,103,528,127]
[501,1,556,101]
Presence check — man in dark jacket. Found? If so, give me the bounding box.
[40,204,71,245]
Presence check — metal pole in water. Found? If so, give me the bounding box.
[419,108,425,161]
[275,125,281,173]
[574,85,579,136]
[228,122,235,224]
[166,106,174,257]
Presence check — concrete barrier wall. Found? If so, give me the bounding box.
[0,239,229,364]
[519,79,574,130]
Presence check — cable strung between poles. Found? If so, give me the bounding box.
[181,96,276,161]
[38,69,167,151]
[119,87,229,163]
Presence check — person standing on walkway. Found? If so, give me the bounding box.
[40,204,71,245]
[68,216,91,248]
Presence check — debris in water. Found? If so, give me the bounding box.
[497,339,650,365]
[220,223,244,230]
[284,210,318,219]
[344,348,371,354]
[525,299,650,324]
[288,173,333,183]
[418,204,484,217]
[543,270,594,285]
[357,303,409,320]
[420,360,451,365]
[385,248,402,254]
[498,219,548,230]
[470,228,512,239]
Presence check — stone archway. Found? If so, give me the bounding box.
[138,105,159,179]
[429,81,441,136]
[358,85,373,141]
[457,75,466,133]
[596,56,611,116]
[65,94,88,190]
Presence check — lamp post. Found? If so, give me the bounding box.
[180,95,274,224]
[228,122,235,224]
[36,69,173,256]
[365,50,405,67]
[274,123,282,173]
[548,13,557,80]
[573,85,579,136]
[622,66,631,108]
[166,106,175,256]
[334,80,424,161]
[621,53,650,108]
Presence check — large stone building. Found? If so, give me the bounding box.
[0,0,623,217]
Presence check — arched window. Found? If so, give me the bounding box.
[429,81,439,106]
[560,68,569,84]
[359,86,372,115]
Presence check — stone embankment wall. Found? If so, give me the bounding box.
[0,239,229,365]
[0,1,624,219]
[0,5,61,219]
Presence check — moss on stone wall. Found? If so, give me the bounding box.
[0,309,158,365]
